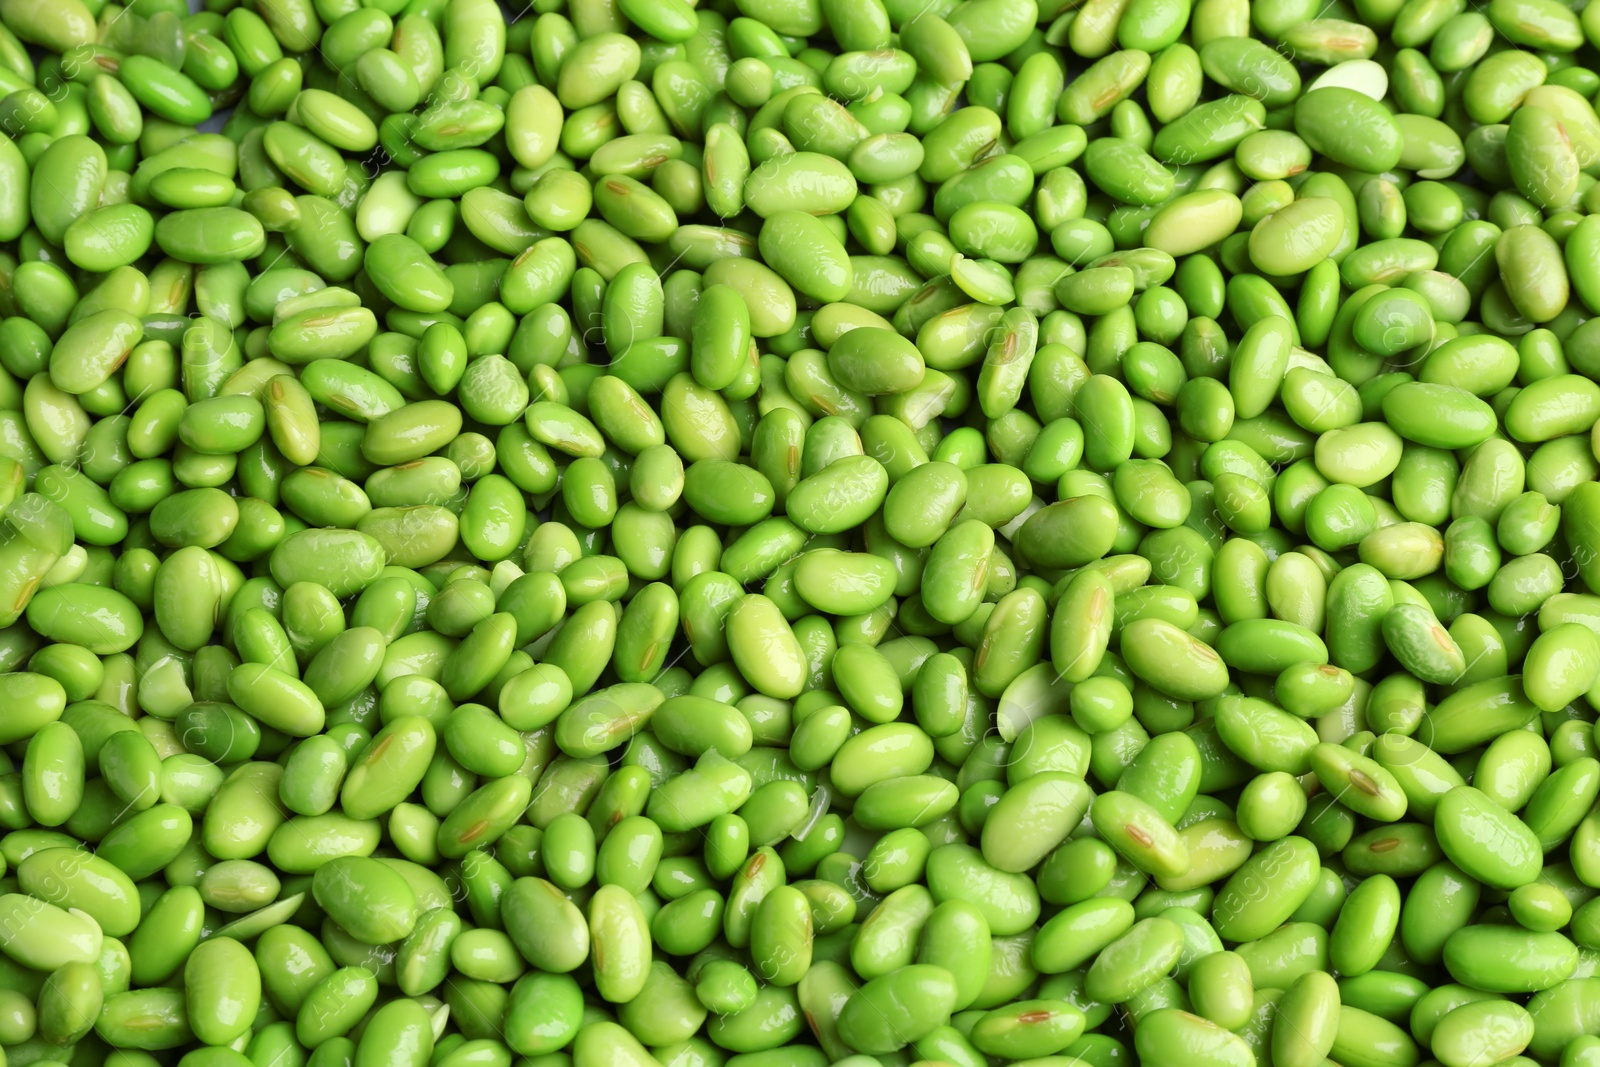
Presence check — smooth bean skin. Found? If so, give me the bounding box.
[3,2,1600,1067]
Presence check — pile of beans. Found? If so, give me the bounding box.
[8,0,1600,1065]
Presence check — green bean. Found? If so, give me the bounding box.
[4,1,1600,1066]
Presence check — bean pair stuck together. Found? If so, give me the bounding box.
[10,1,1600,1067]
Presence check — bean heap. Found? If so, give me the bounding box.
[9,0,1600,1065]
